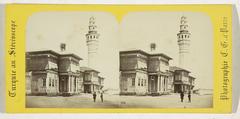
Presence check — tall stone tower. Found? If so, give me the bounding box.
[177,16,191,69]
[86,16,100,69]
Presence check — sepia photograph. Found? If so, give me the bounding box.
[25,11,213,108]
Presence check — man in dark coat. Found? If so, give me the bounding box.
[100,92,103,102]
[188,91,191,103]
[180,91,184,102]
[93,92,97,102]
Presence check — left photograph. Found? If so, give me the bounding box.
[25,12,120,108]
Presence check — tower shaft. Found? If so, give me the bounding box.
[86,17,100,69]
[177,16,191,69]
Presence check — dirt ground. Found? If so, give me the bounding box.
[26,93,213,108]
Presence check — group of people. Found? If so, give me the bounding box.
[92,91,104,103]
[92,90,191,103]
[180,91,192,103]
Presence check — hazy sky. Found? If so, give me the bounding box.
[27,11,213,89]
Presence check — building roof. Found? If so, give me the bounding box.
[170,66,190,73]
[80,66,99,73]
[119,49,172,60]
[149,53,172,60]
[60,53,83,60]
[26,50,60,57]
[26,50,83,60]
[189,75,196,79]
[98,76,105,80]
[120,50,149,57]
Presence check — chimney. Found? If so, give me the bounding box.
[150,43,156,52]
[60,43,66,52]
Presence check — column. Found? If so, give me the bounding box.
[148,77,150,92]
[157,75,160,92]
[163,78,165,92]
[70,76,72,93]
[161,75,164,92]
[71,76,74,93]
[76,77,78,93]
[163,76,165,91]
[165,76,168,92]
[69,76,71,93]
[164,77,166,92]
[68,77,71,93]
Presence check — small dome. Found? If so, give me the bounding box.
[90,16,95,21]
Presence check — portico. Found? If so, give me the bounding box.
[148,73,169,95]
[59,73,79,96]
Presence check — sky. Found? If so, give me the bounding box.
[26,11,213,89]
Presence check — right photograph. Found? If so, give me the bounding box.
[118,12,213,108]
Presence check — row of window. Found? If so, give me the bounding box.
[49,78,58,87]
[87,35,98,39]
[178,34,189,39]
[138,78,147,87]
[131,78,147,87]
[41,77,58,87]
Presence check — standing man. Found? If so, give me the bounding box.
[180,91,184,102]
[100,92,103,102]
[188,90,191,103]
[93,92,97,102]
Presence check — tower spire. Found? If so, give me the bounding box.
[88,16,98,34]
[86,16,100,69]
[177,16,191,69]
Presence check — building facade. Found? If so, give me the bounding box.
[26,50,104,96]
[170,66,195,93]
[148,54,172,95]
[26,50,61,95]
[119,50,195,95]
[80,67,104,93]
[58,54,82,96]
[119,50,172,95]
